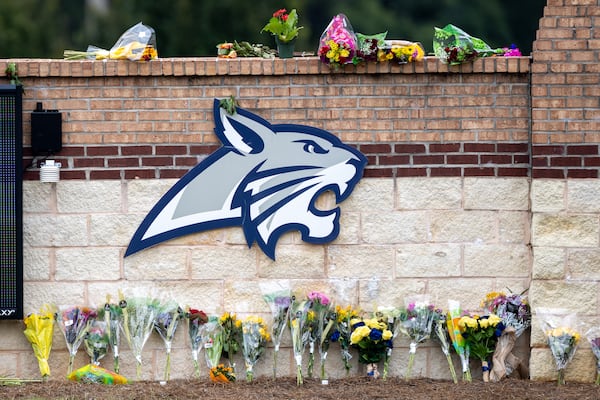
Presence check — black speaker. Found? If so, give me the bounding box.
[31,102,62,155]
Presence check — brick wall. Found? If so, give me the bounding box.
[531,0,600,178]
[1,57,531,181]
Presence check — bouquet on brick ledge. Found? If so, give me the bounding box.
[318,14,357,69]
[307,291,336,384]
[202,317,235,383]
[537,308,581,385]
[374,306,403,380]
[433,24,504,65]
[84,320,109,366]
[290,296,311,385]
[331,304,360,376]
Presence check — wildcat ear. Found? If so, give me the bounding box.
[213,99,269,155]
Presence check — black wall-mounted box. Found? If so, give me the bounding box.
[31,103,62,155]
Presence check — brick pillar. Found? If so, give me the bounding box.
[531,0,600,178]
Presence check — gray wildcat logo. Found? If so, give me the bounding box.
[125,99,367,260]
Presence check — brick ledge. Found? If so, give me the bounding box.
[1,56,531,78]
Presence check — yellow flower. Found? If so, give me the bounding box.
[487,314,501,326]
[382,330,392,340]
[479,318,489,329]
[350,318,363,327]
[350,325,371,344]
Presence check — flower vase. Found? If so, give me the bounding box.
[275,37,295,59]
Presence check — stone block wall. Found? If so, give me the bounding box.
[1,0,600,383]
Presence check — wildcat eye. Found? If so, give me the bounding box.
[300,140,329,154]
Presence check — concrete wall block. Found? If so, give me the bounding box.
[529,280,598,316]
[124,247,189,280]
[429,211,497,243]
[89,214,141,246]
[396,244,462,277]
[57,181,122,213]
[568,249,600,279]
[335,212,361,244]
[567,180,600,212]
[258,245,326,279]
[464,178,530,210]
[88,281,225,316]
[358,278,427,313]
[532,214,599,247]
[397,178,462,210]
[341,179,394,212]
[328,245,395,279]
[532,247,566,279]
[56,247,121,281]
[24,215,88,247]
[529,347,595,382]
[23,182,54,213]
[531,180,566,213]
[191,246,257,280]
[428,278,497,311]
[498,211,530,244]
[23,282,87,316]
[362,211,429,244]
[126,179,178,213]
[23,247,52,280]
[463,244,530,277]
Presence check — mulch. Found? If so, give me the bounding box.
[2,376,600,400]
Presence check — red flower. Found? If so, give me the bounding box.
[281,14,288,22]
[273,8,287,18]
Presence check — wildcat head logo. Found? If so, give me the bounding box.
[125,99,367,260]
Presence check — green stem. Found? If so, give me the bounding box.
[67,355,74,375]
[164,350,171,382]
[446,353,458,384]
[136,361,142,381]
[296,364,303,385]
[557,369,565,385]
[273,349,278,379]
[405,352,415,381]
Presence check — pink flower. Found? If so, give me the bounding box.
[308,291,329,305]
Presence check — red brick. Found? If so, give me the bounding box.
[108,158,140,167]
[567,169,598,178]
[430,143,461,152]
[363,168,394,178]
[550,156,582,167]
[464,143,495,152]
[464,168,495,176]
[379,155,410,165]
[498,168,529,177]
[121,146,153,156]
[394,144,426,154]
[156,145,188,155]
[447,155,479,164]
[74,158,104,168]
[90,170,121,179]
[497,143,529,152]
[360,144,392,154]
[532,145,565,155]
[413,155,444,165]
[124,170,156,179]
[396,168,427,177]
[430,167,461,177]
[532,169,565,179]
[567,145,599,155]
[87,146,119,156]
[481,155,514,164]
[584,157,600,166]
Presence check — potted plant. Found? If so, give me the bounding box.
[261,8,303,58]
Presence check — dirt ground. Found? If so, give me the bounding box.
[2,376,600,400]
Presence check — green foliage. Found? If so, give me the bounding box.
[0,0,545,58]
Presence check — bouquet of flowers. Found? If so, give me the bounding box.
[241,315,270,382]
[186,307,208,378]
[307,291,336,383]
[536,308,581,385]
[398,295,437,380]
[377,40,425,64]
[432,308,458,383]
[84,320,109,366]
[350,315,393,378]
[64,22,158,61]
[23,304,56,379]
[482,290,531,381]
[374,306,403,380]
[433,24,504,65]
[219,312,243,372]
[290,296,311,385]
[331,305,360,375]
[354,32,387,63]
[101,296,122,373]
[56,305,98,375]
[260,281,291,378]
[458,313,505,382]
[447,300,471,382]
[154,300,184,382]
[261,8,303,44]
[202,317,234,382]
[318,14,357,69]
[585,327,600,385]
[118,291,160,380]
